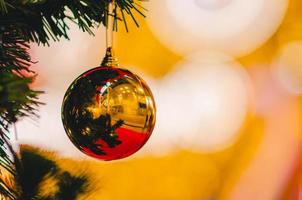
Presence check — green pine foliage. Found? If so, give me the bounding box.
[0,0,144,199]
[18,146,90,200]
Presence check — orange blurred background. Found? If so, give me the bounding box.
[15,0,302,199]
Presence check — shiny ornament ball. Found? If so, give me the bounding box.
[61,66,156,161]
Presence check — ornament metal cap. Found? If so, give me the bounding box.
[101,47,119,67]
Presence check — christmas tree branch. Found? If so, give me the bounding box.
[0,0,145,44]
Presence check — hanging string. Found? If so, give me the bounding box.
[102,1,118,67]
[106,1,114,50]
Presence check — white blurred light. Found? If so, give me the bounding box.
[194,0,232,10]
[148,0,288,57]
[274,41,302,95]
[153,53,250,152]
[31,23,106,87]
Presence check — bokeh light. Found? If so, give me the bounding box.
[194,0,232,10]
[148,0,288,57]
[274,41,302,94]
[153,53,251,152]
[31,23,106,87]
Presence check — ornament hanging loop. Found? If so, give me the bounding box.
[102,0,118,67]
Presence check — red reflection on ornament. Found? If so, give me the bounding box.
[83,127,150,161]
